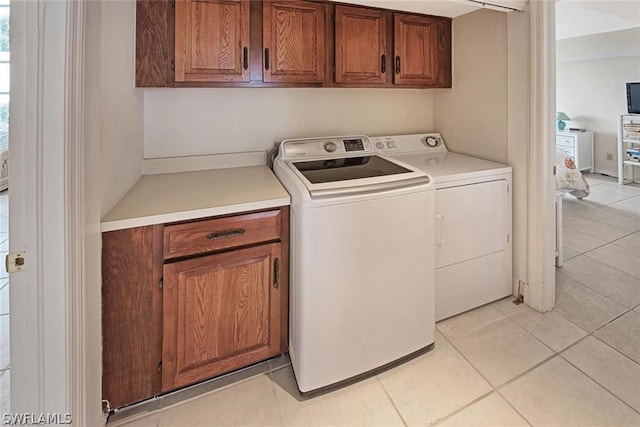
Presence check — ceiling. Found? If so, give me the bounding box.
[330,0,527,18]
[556,1,640,39]
[330,1,640,39]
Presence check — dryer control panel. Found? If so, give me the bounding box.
[371,133,448,154]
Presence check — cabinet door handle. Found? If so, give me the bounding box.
[381,54,386,73]
[273,258,280,289]
[206,228,245,240]
[264,48,270,71]
[243,47,248,70]
[395,56,400,74]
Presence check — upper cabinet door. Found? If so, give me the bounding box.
[263,0,325,83]
[174,0,250,83]
[393,13,451,87]
[334,6,387,84]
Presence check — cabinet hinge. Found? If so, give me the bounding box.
[507,183,510,193]
[332,65,336,75]
[158,276,163,291]
[507,233,510,243]
[158,359,162,375]
[332,13,335,23]
[171,60,175,72]
[171,0,175,9]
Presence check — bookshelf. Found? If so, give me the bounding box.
[618,114,640,185]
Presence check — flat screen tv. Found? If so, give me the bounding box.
[627,82,640,114]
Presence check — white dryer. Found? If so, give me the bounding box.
[374,133,513,321]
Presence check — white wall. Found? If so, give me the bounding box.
[557,27,640,176]
[433,9,508,164]
[99,0,144,216]
[507,9,530,288]
[144,88,434,158]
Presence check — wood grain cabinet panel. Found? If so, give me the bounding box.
[334,5,387,84]
[102,207,289,409]
[393,13,451,87]
[102,225,163,409]
[263,0,325,83]
[162,243,282,391]
[175,0,251,82]
[136,0,173,87]
[163,209,282,260]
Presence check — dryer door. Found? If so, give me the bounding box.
[435,179,508,269]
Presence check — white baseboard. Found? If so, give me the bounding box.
[594,168,617,177]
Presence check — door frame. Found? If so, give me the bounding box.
[10,0,95,422]
[526,0,556,313]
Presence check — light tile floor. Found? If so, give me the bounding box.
[103,175,639,426]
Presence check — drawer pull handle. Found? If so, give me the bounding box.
[206,228,245,240]
[273,258,280,289]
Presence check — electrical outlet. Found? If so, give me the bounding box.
[606,153,614,161]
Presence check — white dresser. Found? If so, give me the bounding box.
[556,131,594,173]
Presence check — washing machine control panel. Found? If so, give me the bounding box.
[280,136,372,159]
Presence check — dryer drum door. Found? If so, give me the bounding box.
[435,179,508,269]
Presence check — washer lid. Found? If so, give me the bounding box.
[284,154,432,199]
[292,155,412,184]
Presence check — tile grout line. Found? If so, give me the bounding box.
[436,295,640,425]
[437,319,554,426]
[558,351,640,417]
[373,375,409,427]
[547,307,640,416]
[266,370,285,427]
[555,269,635,316]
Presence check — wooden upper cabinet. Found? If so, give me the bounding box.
[393,13,451,87]
[161,243,282,391]
[263,0,325,83]
[334,6,387,84]
[174,0,250,83]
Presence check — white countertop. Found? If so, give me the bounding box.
[101,166,290,232]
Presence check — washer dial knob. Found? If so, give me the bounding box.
[375,141,385,149]
[324,141,337,153]
[423,136,439,147]
[387,141,396,148]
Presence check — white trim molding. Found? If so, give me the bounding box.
[526,0,556,312]
[65,0,88,424]
[9,0,45,412]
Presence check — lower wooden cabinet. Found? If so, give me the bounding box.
[102,225,163,410]
[162,243,283,391]
[102,207,289,410]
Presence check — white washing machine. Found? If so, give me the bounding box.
[273,135,435,394]
[373,133,513,321]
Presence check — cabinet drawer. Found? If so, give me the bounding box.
[556,136,575,147]
[163,209,282,259]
